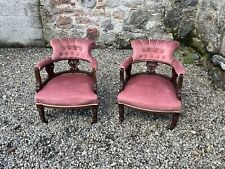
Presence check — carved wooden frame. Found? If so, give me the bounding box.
[34,59,98,124]
[118,61,184,130]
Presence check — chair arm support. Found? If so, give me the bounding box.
[177,75,184,100]
[34,68,42,92]
[171,58,185,76]
[91,70,97,93]
[34,57,55,92]
[120,56,133,70]
[119,68,125,92]
[34,56,54,70]
[119,57,133,92]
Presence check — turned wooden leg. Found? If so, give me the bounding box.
[119,104,125,123]
[168,113,180,130]
[37,105,48,123]
[91,105,98,124]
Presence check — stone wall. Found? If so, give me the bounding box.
[0,0,44,46]
[194,0,225,55]
[0,0,224,57]
[39,0,225,56]
[164,0,225,56]
[40,0,173,48]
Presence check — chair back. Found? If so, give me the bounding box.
[131,39,179,64]
[50,38,96,63]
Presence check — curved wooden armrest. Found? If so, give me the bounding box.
[171,58,185,76]
[34,57,55,92]
[34,56,54,70]
[170,59,185,100]
[120,56,133,69]
[119,69,132,92]
[90,57,98,71]
[119,57,133,92]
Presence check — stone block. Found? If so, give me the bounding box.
[101,19,114,32]
[123,0,144,7]
[105,1,120,8]
[178,23,193,37]
[50,0,70,7]
[212,55,225,70]
[56,15,72,28]
[86,28,99,40]
[81,0,96,9]
[53,7,75,14]
[181,0,198,7]
[124,9,149,30]
[112,10,125,20]
[96,0,105,9]
[164,7,182,28]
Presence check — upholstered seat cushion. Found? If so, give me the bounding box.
[117,74,181,112]
[35,73,98,107]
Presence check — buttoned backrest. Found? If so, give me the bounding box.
[50,38,96,62]
[131,39,179,64]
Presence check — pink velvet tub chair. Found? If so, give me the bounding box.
[117,39,185,129]
[34,38,98,123]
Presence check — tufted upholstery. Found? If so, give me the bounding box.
[35,73,98,107]
[131,39,180,64]
[50,38,96,63]
[117,75,181,112]
[34,38,99,124]
[117,39,185,129]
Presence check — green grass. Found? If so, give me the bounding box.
[182,54,195,64]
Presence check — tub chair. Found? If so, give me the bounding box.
[34,38,98,123]
[117,39,185,129]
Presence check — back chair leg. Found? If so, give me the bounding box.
[91,105,98,124]
[119,104,125,123]
[37,105,48,123]
[168,113,180,130]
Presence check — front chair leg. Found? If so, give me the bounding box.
[168,113,180,130]
[37,105,48,123]
[118,104,125,123]
[91,105,98,124]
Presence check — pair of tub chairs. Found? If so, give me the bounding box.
[34,38,185,129]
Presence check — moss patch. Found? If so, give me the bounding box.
[182,53,195,64]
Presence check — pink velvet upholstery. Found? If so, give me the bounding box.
[120,39,185,74]
[117,75,182,112]
[35,56,53,70]
[120,56,133,69]
[35,73,98,107]
[50,38,97,70]
[118,39,185,128]
[131,39,180,64]
[171,58,185,75]
[89,57,98,70]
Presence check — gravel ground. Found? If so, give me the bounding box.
[0,48,225,168]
